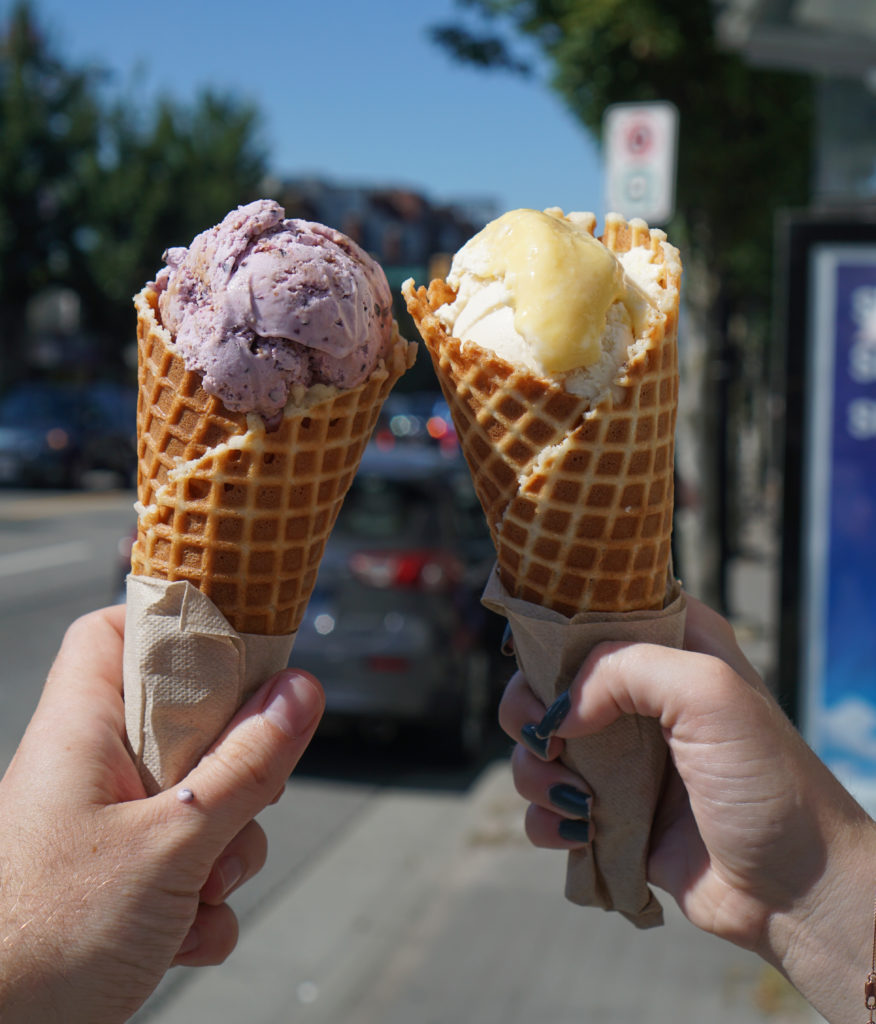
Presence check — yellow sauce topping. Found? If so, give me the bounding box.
[464,209,631,373]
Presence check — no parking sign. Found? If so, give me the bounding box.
[603,102,679,225]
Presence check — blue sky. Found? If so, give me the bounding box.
[11,0,604,223]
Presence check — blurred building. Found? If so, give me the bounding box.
[273,176,494,289]
[716,0,876,203]
[716,3,876,751]
[270,177,496,391]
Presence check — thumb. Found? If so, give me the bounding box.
[159,668,324,848]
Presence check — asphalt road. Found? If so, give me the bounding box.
[1,490,806,1024]
[0,487,509,1021]
[0,488,138,771]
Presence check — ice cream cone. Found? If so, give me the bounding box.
[402,213,681,616]
[403,212,684,927]
[131,284,416,636]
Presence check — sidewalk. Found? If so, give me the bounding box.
[138,767,817,1024]
[136,527,820,1024]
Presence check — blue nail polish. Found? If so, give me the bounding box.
[534,691,571,739]
[501,622,514,656]
[558,818,591,843]
[548,783,591,819]
[520,722,550,758]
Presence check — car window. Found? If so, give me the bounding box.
[0,383,136,431]
[0,387,78,426]
[88,384,136,427]
[334,475,437,542]
[446,473,489,541]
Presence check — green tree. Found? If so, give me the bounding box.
[76,88,267,356]
[0,0,103,379]
[0,1,268,383]
[431,0,814,608]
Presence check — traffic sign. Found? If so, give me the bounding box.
[603,102,679,225]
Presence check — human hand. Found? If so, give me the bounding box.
[499,596,876,1021]
[0,605,324,1024]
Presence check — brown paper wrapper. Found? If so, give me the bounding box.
[123,575,296,794]
[482,567,686,929]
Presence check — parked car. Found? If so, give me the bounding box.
[372,391,459,455]
[0,379,137,489]
[292,443,501,760]
[113,442,505,760]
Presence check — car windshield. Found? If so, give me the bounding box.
[0,387,80,427]
[334,475,437,543]
[333,462,488,547]
[0,383,135,431]
[447,475,489,542]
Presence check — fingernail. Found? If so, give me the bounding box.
[558,818,591,844]
[520,722,550,759]
[218,855,244,897]
[534,691,571,739]
[178,926,199,955]
[501,622,515,656]
[548,783,592,819]
[263,672,322,738]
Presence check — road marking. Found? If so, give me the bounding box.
[0,491,135,521]
[0,541,93,578]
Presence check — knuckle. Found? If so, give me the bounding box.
[703,653,743,691]
[523,804,542,845]
[582,640,637,680]
[61,609,102,645]
[509,744,534,793]
[523,804,559,849]
[208,735,276,798]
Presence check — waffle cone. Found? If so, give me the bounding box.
[403,213,681,615]
[130,285,416,635]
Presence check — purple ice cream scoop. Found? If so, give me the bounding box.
[153,199,394,426]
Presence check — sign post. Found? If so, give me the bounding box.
[603,101,679,225]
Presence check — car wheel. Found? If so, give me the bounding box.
[445,647,491,763]
[63,454,87,490]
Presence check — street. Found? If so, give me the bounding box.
[0,489,818,1024]
[0,488,137,771]
[0,488,512,1022]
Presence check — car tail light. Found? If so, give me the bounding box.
[374,428,395,451]
[367,655,411,673]
[348,550,462,591]
[46,427,69,451]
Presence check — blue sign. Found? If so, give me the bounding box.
[803,246,876,811]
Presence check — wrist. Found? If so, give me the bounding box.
[764,808,876,1023]
[0,875,66,1023]
[0,942,55,1022]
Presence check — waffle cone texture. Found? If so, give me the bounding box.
[403,213,681,616]
[131,285,416,635]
